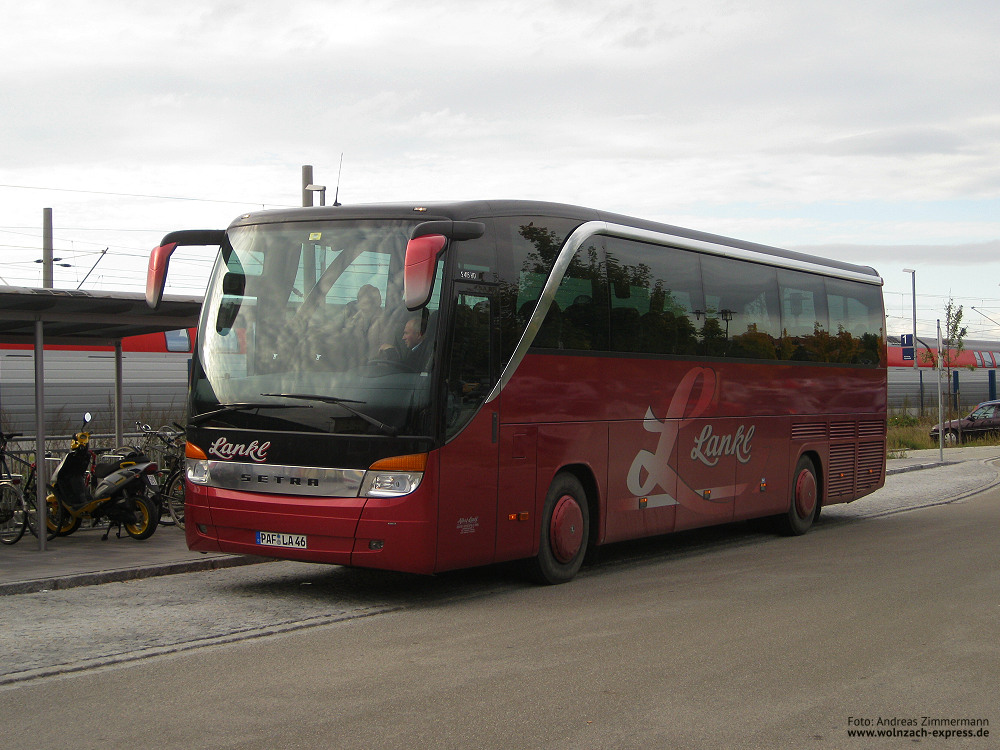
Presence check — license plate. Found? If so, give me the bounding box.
[256,531,307,549]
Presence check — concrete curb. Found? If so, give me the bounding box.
[885,461,954,475]
[0,554,274,596]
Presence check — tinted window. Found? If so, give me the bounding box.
[496,216,582,358]
[777,269,829,362]
[825,277,884,364]
[446,293,493,439]
[453,217,498,284]
[777,270,883,364]
[537,237,609,351]
[701,255,780,359]
[605,238,703,356]
[498,224,883,366]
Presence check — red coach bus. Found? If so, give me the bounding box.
[147,200,886,583]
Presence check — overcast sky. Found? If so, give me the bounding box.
[2,0,999,338]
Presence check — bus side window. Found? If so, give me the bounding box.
[497,216,584,360]
[605,237,703,357]
[556,239,608,351]
[777,270,829,362]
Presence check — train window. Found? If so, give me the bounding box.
[165,329,192,353]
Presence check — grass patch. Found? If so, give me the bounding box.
[887,412,1000,458]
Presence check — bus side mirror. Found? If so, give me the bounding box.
[146,229,227,309]
[146,242,178,309]
[404,235,447,311]
[403,221,485,311]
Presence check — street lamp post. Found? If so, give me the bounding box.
[902,268,917,370]
[902,268,920,412]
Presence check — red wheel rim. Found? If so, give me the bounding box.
[550,494,584,564]
[794,469,817,519]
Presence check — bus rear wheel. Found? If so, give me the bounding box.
[777,456,818,536]
[526,473,589,585]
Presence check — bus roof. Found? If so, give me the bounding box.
[228,199,882,283]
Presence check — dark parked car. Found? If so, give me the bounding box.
[930,400,1000,445]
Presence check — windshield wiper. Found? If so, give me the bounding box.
[260,393,398,436]
[189,402,303,425]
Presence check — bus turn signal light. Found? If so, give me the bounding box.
[362,453,427,498]
[369,453,427,472]
[186,442,208,460]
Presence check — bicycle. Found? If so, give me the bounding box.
[137,422,187,529]
[0,431,59,542]
[0,467,25,545]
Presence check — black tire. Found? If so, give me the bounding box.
[51,490,82,536]
[124,494,158,540]
[943,430,959,447]
[0,482,26,545]
[24,492,61,541]
[164,471,185,529]
[57,509,81,536]
[526,473,590,585]
[777,455,819,536]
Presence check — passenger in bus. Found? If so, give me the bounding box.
[378,315,429,370]
[341,284,386,362]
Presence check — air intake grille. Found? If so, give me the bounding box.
[830,422,856,441]
[828,443,856,496]
[856,441,885,490]
[858,420,887,438]
[792,423,827,441]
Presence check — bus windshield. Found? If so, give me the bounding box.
[193,219,442,436]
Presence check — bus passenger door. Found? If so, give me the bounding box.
[496,424,537,562]
[434,290,499,571]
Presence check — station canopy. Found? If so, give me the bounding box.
[0,285,202,345]
[0,285,203,552]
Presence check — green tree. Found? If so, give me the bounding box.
[941,298,968,431]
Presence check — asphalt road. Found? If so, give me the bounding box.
[2,469,997,749]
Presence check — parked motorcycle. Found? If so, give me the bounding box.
[48,413,160,540]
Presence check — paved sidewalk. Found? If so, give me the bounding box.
[884,445,1000,474]
[3,446,998,596]
[0,524,270,595]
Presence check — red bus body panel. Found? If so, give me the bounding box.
[497,354,885,551]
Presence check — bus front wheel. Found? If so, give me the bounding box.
[526,473,590,585]
[778,456,818,536]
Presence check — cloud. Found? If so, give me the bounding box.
[819,128,971,156]
[795,240,1000,267]
[0,0,997,315]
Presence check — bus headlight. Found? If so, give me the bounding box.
[185,441,210,485]
[186,459,211,485]
[362,471,423,498]
[360,453,427,499]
